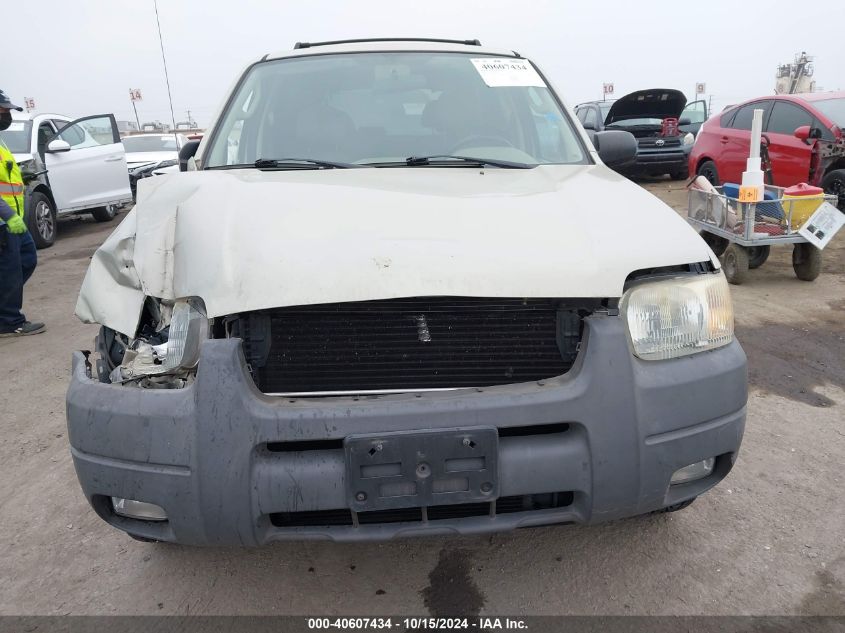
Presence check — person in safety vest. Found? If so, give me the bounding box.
[0,89,44,337]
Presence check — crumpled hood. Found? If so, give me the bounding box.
[606,89,687,124]
[76,165,715,336]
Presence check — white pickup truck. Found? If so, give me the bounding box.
[1,111,132,247]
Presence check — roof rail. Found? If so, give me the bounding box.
[293,37,482,50]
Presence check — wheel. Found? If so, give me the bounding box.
[747,245,771,269]
[696,159,719,186]
[25,191,57,249]
[669,166,689,180]
[792,243,822,281]
[722,244,750,285]
[90,206,117,222]
[657,498,697,514]
[821,168,845,211]
[700,231,729,257]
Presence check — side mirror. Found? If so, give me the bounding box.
[794,125,822,143]
[678,117,691,126]
[593,130,638,167]
[178,139,201,172]
[46,139,71,153]
[581,120,597,131]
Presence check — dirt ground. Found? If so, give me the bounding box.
[0,182,843,616]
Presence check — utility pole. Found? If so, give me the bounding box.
[185,109,192,126]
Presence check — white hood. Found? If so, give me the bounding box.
[76,165,715,336]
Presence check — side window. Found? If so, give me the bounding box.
[582,107,599,130]
[766,101,813,135]
[681,101,707,125]
[57,116,115,149]
[575,108,588,123]
[730,101,772,130]
[37,122,56,153]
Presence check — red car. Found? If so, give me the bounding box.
[689,91,845,207]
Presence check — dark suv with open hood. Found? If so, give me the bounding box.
[576,89,706,180]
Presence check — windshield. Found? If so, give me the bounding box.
[812,98,845,128]
[122,135,180,153]
[204,52,587,168]
[0,120,32,154]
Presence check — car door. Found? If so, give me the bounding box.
[718,100,773,185]
[44,114,131,212]
[763,100,815,186]
[680,100,708,135]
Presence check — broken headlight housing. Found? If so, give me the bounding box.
[621,272,733,360]
[119,297,208,379]
[161,298,208,371]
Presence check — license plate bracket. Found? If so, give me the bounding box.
[344,427,499,512]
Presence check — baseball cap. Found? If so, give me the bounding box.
[0,89,23,111]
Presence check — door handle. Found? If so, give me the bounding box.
[720,136,729,144]
[104,156,123,162]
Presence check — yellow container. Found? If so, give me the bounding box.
[782,194,824,228]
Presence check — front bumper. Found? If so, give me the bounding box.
[66,315,747,545]
[622,144,692,175]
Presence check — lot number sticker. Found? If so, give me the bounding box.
[471,58,546,87]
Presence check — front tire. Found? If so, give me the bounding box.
[821,168,845,211]
[748,245,770,269]
[697,160,720,186]
[723,244,749,285]
[90,206,117,222]
[700,231,729,257]
[26,192,57,249]
[793,243,822,281]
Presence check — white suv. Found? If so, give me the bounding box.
[0,111,132,247]
[68,38,746,545]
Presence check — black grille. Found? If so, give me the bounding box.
[638,137,682,148]
[238,297,586,394]
[268,492,574,528]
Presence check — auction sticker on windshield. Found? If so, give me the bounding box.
[471,58,546,87]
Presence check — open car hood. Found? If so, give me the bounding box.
[76,166,715,337]
[605,89,687,124]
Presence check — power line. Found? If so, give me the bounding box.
[152,0,177,134]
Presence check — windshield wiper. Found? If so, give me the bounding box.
[254,157,358,169]
[207,158,358,170]
[404,155,533,169]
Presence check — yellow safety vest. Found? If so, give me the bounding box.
[0,140,24,225]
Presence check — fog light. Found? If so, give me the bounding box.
[670,458,715,485]
[112,497,168,521]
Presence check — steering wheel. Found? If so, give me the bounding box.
[448,134,515,153]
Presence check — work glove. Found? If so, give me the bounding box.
[5,215,27,235]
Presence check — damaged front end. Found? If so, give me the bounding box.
[94,296,209,389]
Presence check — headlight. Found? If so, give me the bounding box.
[683,132,695,146]
[621,272,733,360]
[162,298,208,371]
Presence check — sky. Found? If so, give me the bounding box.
[4,0,844,128]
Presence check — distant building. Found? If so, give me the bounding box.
[775,52,816,94]
[116,120,139,134]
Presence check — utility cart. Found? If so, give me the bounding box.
[688,184,840,284]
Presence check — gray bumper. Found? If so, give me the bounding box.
[66,315,747,545]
